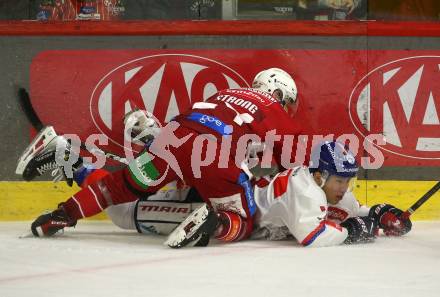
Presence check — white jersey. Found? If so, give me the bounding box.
[327,190,370,223]
[252,166,369,247]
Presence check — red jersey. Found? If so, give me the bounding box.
[176,88,307,170]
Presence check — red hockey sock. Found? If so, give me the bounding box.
[63,170,140,220]
[215,211,253,242]
[63,184,108,220]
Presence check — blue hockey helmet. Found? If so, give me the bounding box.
[309,141,358,178]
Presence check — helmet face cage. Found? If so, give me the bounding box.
[320,171,357,193]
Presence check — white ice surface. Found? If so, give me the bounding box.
[1,221,440,297]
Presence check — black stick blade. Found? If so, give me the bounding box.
[18,87,44,131]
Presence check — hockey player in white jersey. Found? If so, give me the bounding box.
[250,141,412,247]
[148,140,411,247]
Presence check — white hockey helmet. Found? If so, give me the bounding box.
[252,68,298,113]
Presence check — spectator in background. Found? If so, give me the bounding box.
[36,0,125,21]
[368,0,440,21]
[37,0,76,20]
[296,0,366,20]
[122,0,221,20]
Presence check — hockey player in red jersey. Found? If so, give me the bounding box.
[19,68,307,247]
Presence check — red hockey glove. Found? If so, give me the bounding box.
[369,204,412,236]
[31,203,77,237]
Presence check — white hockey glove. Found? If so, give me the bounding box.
[124,109,161,145]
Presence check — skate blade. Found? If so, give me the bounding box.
[19,231,35,239]
[164,204,209,248]
[19,228,65,239]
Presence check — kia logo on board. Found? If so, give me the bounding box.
[90,54,249,148]
[349,56,440,159]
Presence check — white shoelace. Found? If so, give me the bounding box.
[51,167,65,182]
[36,162,58,176]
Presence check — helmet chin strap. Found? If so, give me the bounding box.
[318,176,328,188]
[318,170,330,188]
[272,89,283,101]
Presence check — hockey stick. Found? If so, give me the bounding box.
[18,87,44,131]
[401,181,440,219]
[17,87,129,165]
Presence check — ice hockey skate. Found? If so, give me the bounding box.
[165,203,218,248]
[16,126,79,185]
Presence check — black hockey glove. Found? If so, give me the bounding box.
[340,216,377,244]
[31,203,77,237]
[369,204,412,236]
